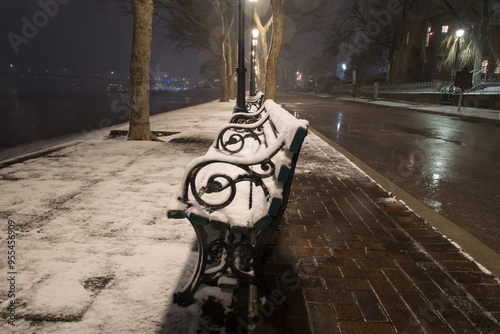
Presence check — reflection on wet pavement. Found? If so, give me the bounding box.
[281,94,500,253]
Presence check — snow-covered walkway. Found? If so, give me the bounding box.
[0,102,235,333]
[1,100,500,333]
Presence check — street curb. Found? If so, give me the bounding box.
[337,97,500,125]
[0,141,81,169]
[310,127,500,279]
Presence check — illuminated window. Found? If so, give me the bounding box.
[441,25,449,40]
[495,60,500,74]
[481,60,488,73]
[425,26,432,47]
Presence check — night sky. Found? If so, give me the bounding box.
[0,1,200,78]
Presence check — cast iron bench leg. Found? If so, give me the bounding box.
[173,222,211,306]
[253,226,286,306]
[174,223,286,306]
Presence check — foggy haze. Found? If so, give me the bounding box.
[0,1,200,78]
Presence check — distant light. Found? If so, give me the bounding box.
[342,63,347,71]
[111,71,114,75]
[252,29,259,38]
[456,29,465,38]
[10,64,14,68]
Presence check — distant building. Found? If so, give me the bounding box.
[395,10,500,84]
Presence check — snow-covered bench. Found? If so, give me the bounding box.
[244,91,264,112]
[167,99,308,306]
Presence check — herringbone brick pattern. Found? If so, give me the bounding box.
[260,172,500,333]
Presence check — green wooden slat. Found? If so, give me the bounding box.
[210,220,229,232]
[289,127,307,153]
[167,210,186,219]
[268,197,282,217]
[188,213,209,226]
[231,225,249,234]
[278,165,291,182]
[254,215,273,230]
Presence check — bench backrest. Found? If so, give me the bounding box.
[216,100,307,156]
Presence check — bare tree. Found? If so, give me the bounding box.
[263,0,285,100]
[326,0,435,84]
[253,6,272,93]
[156,0,236,102]
[95,0,157,141]
[128,0,159,141]
[252,0,334,100]
[439,0,496,80]
[106,0,334,109]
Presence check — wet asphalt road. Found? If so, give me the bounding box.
[278,92,500,254]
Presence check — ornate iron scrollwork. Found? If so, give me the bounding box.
[182,151,282,213]
[215,125,265,154]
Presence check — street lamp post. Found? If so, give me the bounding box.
[234,0,247,113]
[234,0,257,112]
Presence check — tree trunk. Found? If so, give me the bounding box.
[254,7,271,94]
[226,39,236,99]
[128,0,157,141]
[265,0,285,101]
[218,40,230,102]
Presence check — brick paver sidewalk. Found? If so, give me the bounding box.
[255,132,500,334]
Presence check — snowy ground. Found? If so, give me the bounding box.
[0,102,239,333]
